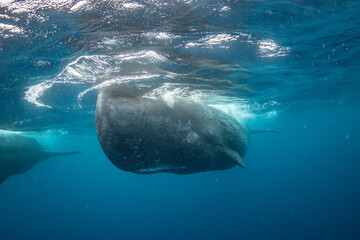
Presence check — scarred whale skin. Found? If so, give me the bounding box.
[0,132,79,183]
[96,90,249,175]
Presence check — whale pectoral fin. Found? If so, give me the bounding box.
[225,149,246,168]
[235,155,246,168]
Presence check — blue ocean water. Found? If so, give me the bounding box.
[0,1,360,239]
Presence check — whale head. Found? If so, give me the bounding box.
[96,90,249,174]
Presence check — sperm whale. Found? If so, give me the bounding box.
[0,131,79,183]
[96,90,251,174]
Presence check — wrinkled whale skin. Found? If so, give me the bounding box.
[96,91,250,174]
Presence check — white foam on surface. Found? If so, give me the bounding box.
[0,23,19,32]
[25,50,169,108]
[122,2,144,9]
[258,39,291,57]
[70,0,87,11]
[185,33,240,48]
[25,80,54,108]
[78,74,160,102]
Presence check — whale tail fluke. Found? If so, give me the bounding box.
[250,129,279,135]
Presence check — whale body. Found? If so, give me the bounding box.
[0,132,79,183]
[96,91,249,174]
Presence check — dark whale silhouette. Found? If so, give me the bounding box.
[96,90,252,174]
[0,132,79,183]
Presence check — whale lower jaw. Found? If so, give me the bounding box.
[133,165,188,174]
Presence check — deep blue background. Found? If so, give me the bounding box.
[1,105,359,240]
[1,1,360,239]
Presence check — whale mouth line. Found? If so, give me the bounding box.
[133,165,188,174]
